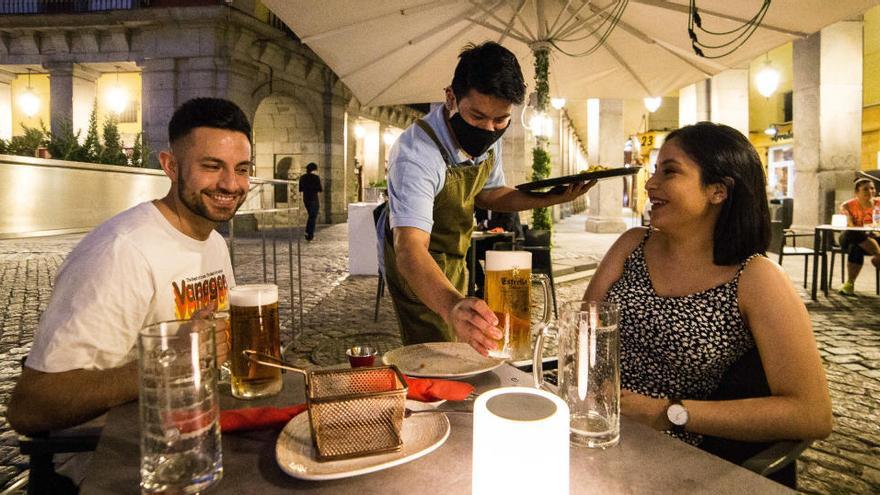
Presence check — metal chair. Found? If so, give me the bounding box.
[828,233,846,286]
[700,347,809,489]
[19,427,101,495]
[769,220,813,288]
[15,358,101,495]
[372,202,387,322]
[830,234,880,295]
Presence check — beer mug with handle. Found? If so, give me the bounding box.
[484,250,552,361]
[533,300,620,448]
[139,318,223,494]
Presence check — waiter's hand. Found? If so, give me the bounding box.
[446,297,502,357]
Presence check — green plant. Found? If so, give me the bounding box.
[6,124,46,157]
[101,116,128,165]
[531,147,552,230]
[44,120,87,162]
[82,100,103,162]
[531,46,552,231]
[368,178,388,189]
[131,132,149,167]
[0,138,8,154]
[533,48,550,112]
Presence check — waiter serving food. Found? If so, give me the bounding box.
[380,41,594,356]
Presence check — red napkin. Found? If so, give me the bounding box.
[488,227,505,233]
[219,377,474,432]
[220,404,308,433]
[404,376,474,402]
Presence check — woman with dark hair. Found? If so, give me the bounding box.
[583,122,831,463]
[837,177,880,296]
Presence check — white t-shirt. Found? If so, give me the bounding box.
[26,201,235,373]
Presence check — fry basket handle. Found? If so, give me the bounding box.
[242,350,308,378]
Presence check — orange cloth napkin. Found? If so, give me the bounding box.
[488,227,505,233]
[220,404,308,433]
[404,376,474,402]
[220,377,474,432]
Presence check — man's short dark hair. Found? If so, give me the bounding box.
[665,122,771,266]
[451,42,526,105]
[168,98,252,145]
[306,162,318,172]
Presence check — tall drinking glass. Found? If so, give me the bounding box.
[484,250,551,361]
[229,284,282,399]
[533,301,620,448]
[139,319,223,494]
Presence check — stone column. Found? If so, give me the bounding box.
[0,70,14,140]
[710,69,749,136]
[345,110,360,204]
[585,99,627,233]
[46,62,99,139]
[324,73,348,224]
[678,79,710,127]
[793,20,863,228]
[377,121,389,182]
[139,58,178,167]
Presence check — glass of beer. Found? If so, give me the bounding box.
[229,284,282,399]
[484,251,551,361]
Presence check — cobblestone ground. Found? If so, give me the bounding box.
[0,224,878,493]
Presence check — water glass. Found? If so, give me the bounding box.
[139,319,223,494]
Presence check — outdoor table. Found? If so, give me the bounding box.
[80,365,792,494]
[467,230,515,296]
[811,224,879,300]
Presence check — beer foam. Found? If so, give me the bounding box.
[485,250,531,271]
[229,284,278,306]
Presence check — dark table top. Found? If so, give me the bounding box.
[80,365,792,494]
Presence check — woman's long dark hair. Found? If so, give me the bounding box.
[665,122,771,265]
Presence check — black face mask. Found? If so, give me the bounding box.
[449,112,508,158]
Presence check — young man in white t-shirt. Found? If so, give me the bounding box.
[7,98,253,440]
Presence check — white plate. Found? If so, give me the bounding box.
[382,342,505,379]
[275,412,450,481]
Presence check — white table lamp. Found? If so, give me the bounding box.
[831,214,847,228]
[472,387,569,495]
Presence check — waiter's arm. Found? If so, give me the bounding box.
[392,227,502,355]
[475,181,595,212]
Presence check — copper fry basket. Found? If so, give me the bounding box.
[244,350,408,461]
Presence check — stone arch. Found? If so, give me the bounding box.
[251,89,322,211]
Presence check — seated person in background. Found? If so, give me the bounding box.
[7,97,252,443]
[837,177,880,296]
[583,122,832,464]
[472,208,524,297]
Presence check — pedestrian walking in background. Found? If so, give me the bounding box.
[299,162,322,241]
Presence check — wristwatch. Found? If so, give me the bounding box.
[666,399,689,434]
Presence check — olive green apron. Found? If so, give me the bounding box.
[384,119,494,344]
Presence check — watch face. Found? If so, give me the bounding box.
[667,404,688,426]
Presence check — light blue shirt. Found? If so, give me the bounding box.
[386,104,506,234]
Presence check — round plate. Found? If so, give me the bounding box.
[276,412,450,481]
[381,342,505,379]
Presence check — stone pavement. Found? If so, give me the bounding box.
[0,215,878,493]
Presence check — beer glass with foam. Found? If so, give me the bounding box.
[484,250,551,361]
[229,284,282,399]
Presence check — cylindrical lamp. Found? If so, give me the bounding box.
[472,387,569,495]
